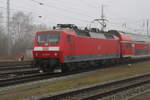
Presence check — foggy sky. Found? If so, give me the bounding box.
[1,0,150,33]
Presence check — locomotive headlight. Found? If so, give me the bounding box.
[34,47,43,51]
[48,47,60,51]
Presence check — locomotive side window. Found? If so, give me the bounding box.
[75,30,91,37]
[37,33,60,43]
[67,35,72,43]
[104,34,114,39]
[90,32,106,39]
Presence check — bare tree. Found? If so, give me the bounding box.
[9,12,48,56]
[0,11,49,57]
[10,12,34,55]
[0,13,8,56]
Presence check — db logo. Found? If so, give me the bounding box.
[97,46,101,50]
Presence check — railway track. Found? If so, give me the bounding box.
[0,68,38,75]
[0,61,36,73]
[0,65,32,71]
[0,73,52,87]
[0,61,35,77]
[36,72,150,100]
[0,69,39,81]
[0,65,102,87]
[0,61,32,67]
[0,59,150,100]
[0,61,41,86]
[0,60,127,88]
[1,58,150,88]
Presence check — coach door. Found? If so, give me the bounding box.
[132,43,135,56]
[123,42,133,57]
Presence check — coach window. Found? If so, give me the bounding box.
[67,35,72,43]
[126,43,131,48]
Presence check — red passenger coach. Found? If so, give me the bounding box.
[127,33,150,58]
[110,30,150,59]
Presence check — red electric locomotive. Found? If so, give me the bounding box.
[33,24,121,72]
[32,24,150,72]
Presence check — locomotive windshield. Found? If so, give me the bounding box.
[37,33,60,43]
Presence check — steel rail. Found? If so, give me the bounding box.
[0,65,32,70]
[0,61,37,79]
[0,73,54,87]
[0,61,32,67]
[1,58,150,89]
[0,67,99,87]
[37,73,150,100]
[0,68,39,75]
[0,70,86,87]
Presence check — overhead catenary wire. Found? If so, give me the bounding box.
[1,0,147,34]
[0,0,94,24]
[108,21,147,35]
[29,0,94,23]
[30,0,95,19]
[0,6,91,26]
[0,0,101,27]
[29,0,149,33]
[79,0,99,9]
[0,6,33,14]
[42,0,97,14]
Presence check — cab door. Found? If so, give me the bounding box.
[66,35,73,55]
[121,42,132,57]
[66,35,76,60]
[125,42,132,57]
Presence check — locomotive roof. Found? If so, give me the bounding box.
[37,24,150,43]
[36,29,75,35]
[36,28,119,40]
[36,24,117,39]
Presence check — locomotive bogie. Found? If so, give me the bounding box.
[33,58,60,72]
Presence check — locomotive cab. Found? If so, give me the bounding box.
[33,31,63,72]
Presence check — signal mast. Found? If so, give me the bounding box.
[92,4,108,32]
